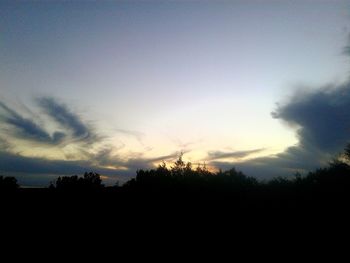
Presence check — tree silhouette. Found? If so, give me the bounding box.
[2,144,350,212]
[82,172,103,189]
[0,176,18,191]
[55,172,103,191]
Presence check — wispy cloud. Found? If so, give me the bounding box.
[0,97,100,147]
[0,101,65,144]
[115,128,145,144]
[207,148,264,161]
[91,146,180,170]
[343,34,350,56]
[0,137,10,151]
[37,97,92,141]
[124,151,180,170]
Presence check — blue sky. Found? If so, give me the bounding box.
[0,1,350,186]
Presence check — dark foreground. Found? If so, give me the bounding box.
[3,159,350,254]
[2,184,349,248]
[2,154,350,232]
[2,183,349,219]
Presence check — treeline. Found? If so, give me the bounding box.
[2,145,350,204]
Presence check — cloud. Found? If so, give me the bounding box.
[0,137,9,151]
[0,148,182,186]
[0,150,133,186]
[115,129,145,142]
[0,96,180,185]
[272,85,350,153]
[91,146,180,170]
[218,40,350,179]
[213,81,350,179]
[343,34,350,56]
[207,148,264,161]
[0,97,100,147]
[123,152,180,170]
[213,145,330,178]
[0,101,65,144]
[37,97,92,141]
[0,96,185,186]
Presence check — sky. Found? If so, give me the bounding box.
[0,0,350,186]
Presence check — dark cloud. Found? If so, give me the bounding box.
[0,149,182,186]
[0,101,65,144]
[213,40,350,179]
[0,151,89,175]
[37,97,91,140]
[272,84,350,153]
[213,82,350,179]
[213,145,330,179]
[207,148,264,161]
[0,150,133,186]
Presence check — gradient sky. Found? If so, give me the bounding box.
[1,1,350,186]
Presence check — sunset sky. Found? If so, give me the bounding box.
[1,1,350,186]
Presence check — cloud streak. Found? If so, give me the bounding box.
[37,97,92,141]
[91,146,180,170]
[0,149,182,186]
[207,148,264,161]
[0,101,65,144]
[0,150,132,186]
[0,97,99,147]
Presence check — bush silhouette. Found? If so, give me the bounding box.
[0,176,18,191]
[55,172,103,191]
